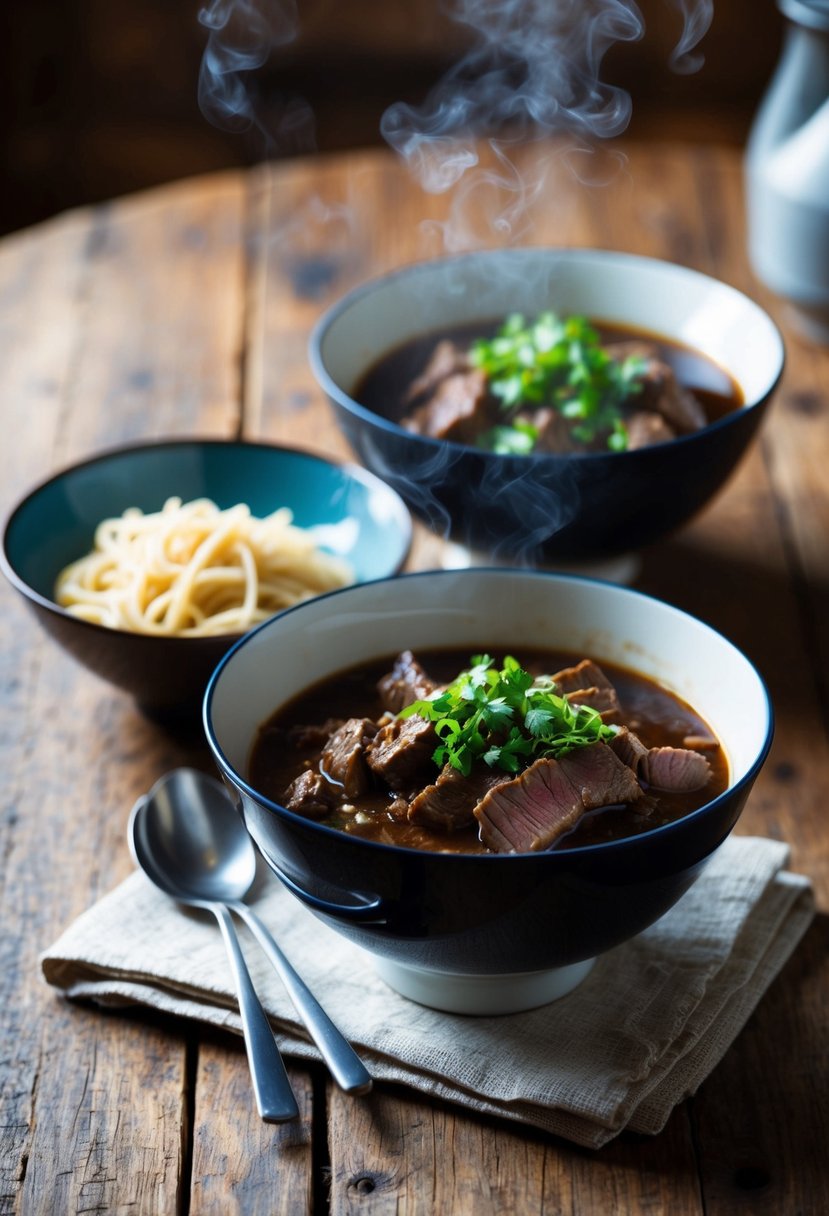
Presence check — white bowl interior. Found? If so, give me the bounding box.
[317,249,783,409]
[208,571,770,799]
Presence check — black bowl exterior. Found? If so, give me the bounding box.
[204,568,773,977]
[222,775,755,975]
[25,598,232,716]
[311,248,784,563]
[329,394,772,562]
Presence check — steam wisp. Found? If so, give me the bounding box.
[380,0,714,205]
[198,0,315,152]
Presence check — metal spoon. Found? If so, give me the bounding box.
[129,789,299,1123]
[129,768,372,1098]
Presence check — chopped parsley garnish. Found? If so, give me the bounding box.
[399,654,615,776]
[468,312,645,454]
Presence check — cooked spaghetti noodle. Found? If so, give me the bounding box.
[55,497,354,636]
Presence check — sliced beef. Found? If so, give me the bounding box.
[366,714,437,791]
[552,659,621,721]
[403,340,471,406]
[565,685,621,719]
[320,717,379,798]
[625,410,676,450]
[608,725,649,772]
[552,659,614,695]
[639,746,712,793]
[408,762,509,834]
[283,769,341,821]
[475,742,642,853]
[558,742,644,808]
[403,367,492,444]
[377,650,438,714]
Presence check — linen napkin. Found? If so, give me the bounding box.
[41,834,813,1149]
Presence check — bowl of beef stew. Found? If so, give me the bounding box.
[309,248,784,567]
[204,569,772,1015]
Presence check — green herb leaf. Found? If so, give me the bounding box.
[400,655,616,775]
[470,312,646,453]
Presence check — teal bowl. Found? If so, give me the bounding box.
[0,439,412,718]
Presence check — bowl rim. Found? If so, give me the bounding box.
[308,246,786,463]
[203,566,775,861]
[0,435,413,644]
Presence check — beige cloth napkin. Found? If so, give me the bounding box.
[41,834,813,1148]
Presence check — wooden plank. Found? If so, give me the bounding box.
[0,175,253,1213]
[326,1085,701,1215]
[190,1044,316,1215]
[577,141,829,1216]
[51,172,250,461]
[257,143,705,1215]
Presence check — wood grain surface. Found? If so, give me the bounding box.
[0,142,826,1215]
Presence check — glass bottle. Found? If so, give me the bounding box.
[746,0,829,341]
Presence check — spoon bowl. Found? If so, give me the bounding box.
[129,777,299,1123]
[130,768,372,1095]
[132,768,257,904]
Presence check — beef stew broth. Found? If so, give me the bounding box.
[354,321,743,454]
[249,649,729,854]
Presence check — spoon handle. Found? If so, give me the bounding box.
[231,902,373,1096]
[211,903,300,1122]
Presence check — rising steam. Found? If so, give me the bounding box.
[198,0,315,151]
[381,0,713,196]
[198,0,714,168]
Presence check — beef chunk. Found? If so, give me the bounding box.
[608,725,649,772]
[475,742,642,853]
[283,769,340,820]
[377,651,438,714]
[552,659,621,721]
[625,410,676,450]
[642,365,706,433]
[606,340,706,433]
[320,717,379,798]
[639,746,712,793]
[366,714,437,791]
[526,407,580,454]
[403,368,492,444]
[408,763,509,834]
[403,340,471,406]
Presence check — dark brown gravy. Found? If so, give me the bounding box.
[249,649,729,854]
[354,320,743,446]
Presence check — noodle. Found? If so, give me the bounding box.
[55,497,354,636]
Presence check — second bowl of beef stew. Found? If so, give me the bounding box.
[309,248,784,567]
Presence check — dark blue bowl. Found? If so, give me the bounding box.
[310,248,785,564]
[1,439,411,717]
[204,569,773,1014]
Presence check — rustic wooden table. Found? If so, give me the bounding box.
[1,140,827,1215]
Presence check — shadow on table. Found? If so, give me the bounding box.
[638,534,829,725]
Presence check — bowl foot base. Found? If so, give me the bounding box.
[438,541,641,586]
[372,955,596,1015]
